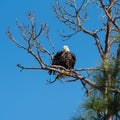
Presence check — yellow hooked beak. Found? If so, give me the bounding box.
[63,46,67,52]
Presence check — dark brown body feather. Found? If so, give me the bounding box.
[49,51,76,75]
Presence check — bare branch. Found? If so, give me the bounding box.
[46,79,57,84]
[66,78,89,94]
[111,88,120,94]
[100,0,120,30]
[66,78,79,82]
[59,30,80,40]
[6,28,27,50]
[16,62,97,88]
[75,67,103,71]
[17,64,42,71]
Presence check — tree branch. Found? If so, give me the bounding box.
[100,0,120,30]
[17,63,98,88]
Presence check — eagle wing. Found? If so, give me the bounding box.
[61,52,76,69]
[49,51,63,75]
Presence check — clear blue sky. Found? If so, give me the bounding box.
[0,0,101,120]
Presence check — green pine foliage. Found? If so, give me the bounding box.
[89,52,120,119]
[71,43,120,120]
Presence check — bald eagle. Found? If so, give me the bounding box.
[49,45,76,75]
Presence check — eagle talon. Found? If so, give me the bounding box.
[65,71,71,76]
[60,70,65,73]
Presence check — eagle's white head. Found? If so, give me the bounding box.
[63,45,70,52]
